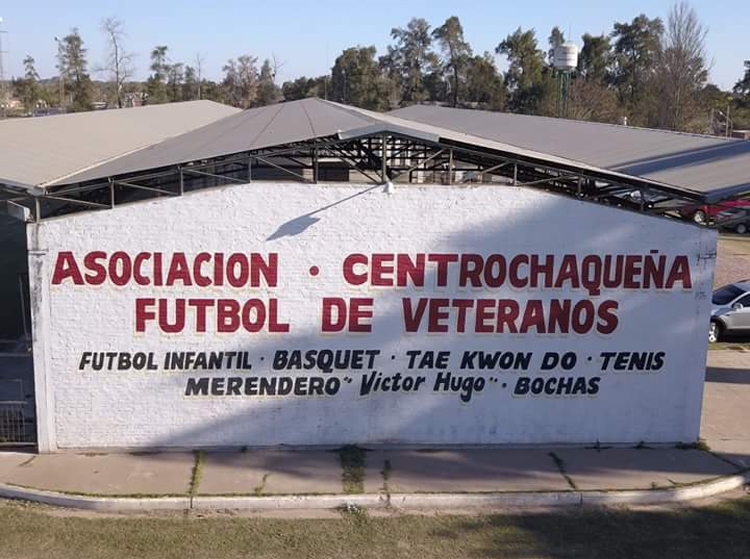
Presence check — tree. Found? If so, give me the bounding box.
[734,60,750,97]
[282,76,328,101]
[464,53,506,110]
[222,55,259,108]
[652,2,709,131]
[496,27,549,113]
[100,17,134,108]
[387,18,438,103]
[199,80,226,104]
[194,53,205,100]
[331,46,393,110]
[579,34,613,83]
[12,55,40,113]
[146,45,170,104]
[256,58,282,106]
[566,79,619,122]
[432,16,472,107]
[610,14,664,113]
[167,62,184,102]
[56,28,93,112]
[547,26,565,62]
[183,65,198,101]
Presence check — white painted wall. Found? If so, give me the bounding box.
[28,183,716,450]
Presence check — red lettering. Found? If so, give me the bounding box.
[133,252,151,285]
[226,254,249,287]
[217,299,240,332]
[166,253,192,286]
[459,254,483,287]
[597,300,619,334]
[349,298,373,332]
[402,298,428,332]
[427,299,450,333]
[188,299,215,332]
[396,254,424,287]
[343,254,368,286]
[268,299,290,332]
[371,254,394,287]
[193,253,212,287]
[108,251,131,286]
[51,251,84,285]
[134,298,156,332]
[159,298,185,333]
[241,299,266,332]
[83,251,107,285]
[427,254,458,287]
[322,298,347,332]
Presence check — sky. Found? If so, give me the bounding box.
[0,0,746,91]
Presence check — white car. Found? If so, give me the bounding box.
[710,281,750,343]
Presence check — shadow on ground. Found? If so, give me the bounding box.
[432,498,750,559]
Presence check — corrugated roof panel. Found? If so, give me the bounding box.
[61,98,378,184]
[388,104,750,195]
[0,100,240,189]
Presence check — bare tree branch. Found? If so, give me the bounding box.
[101,16,135,108]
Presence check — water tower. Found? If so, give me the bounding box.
[552,42,579,118]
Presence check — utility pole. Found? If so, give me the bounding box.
[0,17,8,119]
[54,36,65,109]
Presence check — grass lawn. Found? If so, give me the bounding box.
[2,498,750,559]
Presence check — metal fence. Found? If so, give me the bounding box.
[0,400,28,444]
[0,375,35,446]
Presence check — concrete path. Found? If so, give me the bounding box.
[0,349,745,509]
[0,445,739,500]
[701,349,750,468]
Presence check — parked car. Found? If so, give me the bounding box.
[680,199,750,225]
[710,281,750,343]
[715,208,750,235]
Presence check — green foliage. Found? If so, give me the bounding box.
[338,444,366,494]
[331,46,393,111]
[735,61,750,97]
[11,6,733,136]
[496,27,551,114]
[579,34,613,82]
[146,45,169,104]
[222,55,259,109]
[282,75,328,101]
[464,53,506,110]
[56,28,93,112]
[610,14,664,120]
[432,16,472,107]
[256,59,282,107]
[12,55,40,113]
[386,18,439,103]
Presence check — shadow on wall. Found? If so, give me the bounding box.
[92,185,714,472]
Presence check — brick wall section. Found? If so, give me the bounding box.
[28,182,716,449]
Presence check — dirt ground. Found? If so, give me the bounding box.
[715,234,750,288]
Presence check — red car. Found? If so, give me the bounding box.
[680,199,750,225]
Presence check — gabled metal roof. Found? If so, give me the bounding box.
[389,104,750,201]
[54,98,694,198]
[0,100,240,192]
[58,99,379,185]
[15,98,748,204]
